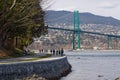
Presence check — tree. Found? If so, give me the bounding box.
[0,0,47,52]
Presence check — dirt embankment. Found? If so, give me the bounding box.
[0,50,10,58]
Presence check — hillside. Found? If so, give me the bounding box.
[45,10,120,27]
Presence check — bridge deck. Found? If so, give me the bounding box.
[48,27,120,38]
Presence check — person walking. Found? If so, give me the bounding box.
[53,49,55,56]
[61,48,64,56]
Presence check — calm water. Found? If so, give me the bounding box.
[61,50,120,80]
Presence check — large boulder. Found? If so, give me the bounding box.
[115,77,120,80]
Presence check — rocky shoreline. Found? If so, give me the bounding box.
[0,56,71,80]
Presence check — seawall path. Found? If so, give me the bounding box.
[0,54,71,80]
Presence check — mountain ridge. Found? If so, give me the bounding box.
[45,10,120,27]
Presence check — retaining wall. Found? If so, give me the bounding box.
[0,56,71,80]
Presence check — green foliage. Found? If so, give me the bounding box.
[40,54,52,58]
[0,0,47,50]
[15,48,23,54]
[10,48,24,57]
[29,51,35,55]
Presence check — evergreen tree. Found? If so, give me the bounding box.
[0,0,47,51]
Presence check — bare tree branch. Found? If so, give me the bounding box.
[10,0,16,10]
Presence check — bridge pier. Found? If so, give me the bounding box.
[108,36,119,50]
[73,10,81,50]
[115,38,117,49]
[108,36,113,49]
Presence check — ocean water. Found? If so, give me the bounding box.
[61,50,120,80]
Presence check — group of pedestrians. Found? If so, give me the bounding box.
[39,49,44,53]
[23,46,65,57]
[50,48,64,56]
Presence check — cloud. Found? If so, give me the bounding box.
[98,1,118,9]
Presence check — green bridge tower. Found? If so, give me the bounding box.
[73,10,80,49]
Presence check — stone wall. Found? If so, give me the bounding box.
[0,56,71,80]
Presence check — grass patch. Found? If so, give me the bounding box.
[29,51,35,55]
[0,48,35,59]
[39,54,52,58]
[9,48,24,58]
[9,48,35,58]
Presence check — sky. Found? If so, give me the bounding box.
[42,0,120,20]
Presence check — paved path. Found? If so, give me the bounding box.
[0,53,44,63]
[0,53,64,64]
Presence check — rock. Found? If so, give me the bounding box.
[23,75,47,80]
[32,74,39,78]
[98,75,103,77]
[115,77,120,80]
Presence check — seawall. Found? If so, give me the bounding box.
[0,56,71,80]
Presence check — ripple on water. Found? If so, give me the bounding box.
[61,50,120,80]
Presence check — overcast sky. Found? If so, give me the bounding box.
[42,0,120,20]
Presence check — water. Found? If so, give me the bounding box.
[61,50,120,80]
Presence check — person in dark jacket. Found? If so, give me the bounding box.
[61,48,64,56]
